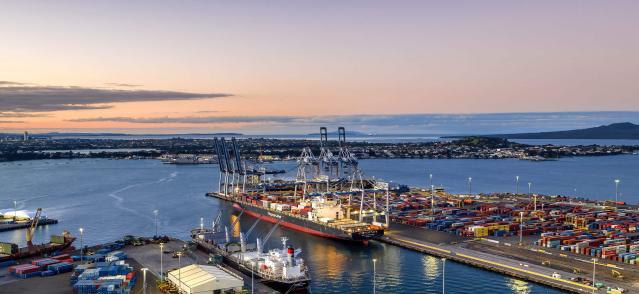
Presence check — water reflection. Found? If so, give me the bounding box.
[231,214,241,237]
[378,244,401,288]
[423,255,441,280]
[507,278,532,294]
[307,239,348,279]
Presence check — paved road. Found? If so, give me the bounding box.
[384,231,603,293]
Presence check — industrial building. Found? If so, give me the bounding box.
[167,264,244,294]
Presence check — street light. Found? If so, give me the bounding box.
[614,179,620,204]
[592,258,597,293]
[519,211,524,246]
[442,257,446,294]
[141,267,148,294]
[515,176,519,194]
[177,251,183,293]
[159,243,164,282]
[153,210,159,237]
[13,200,17,222]
[429,173,433,187]
[78,228,84,263]
[372,258,377,294]
[468,177,472,195]
[431,185,435,215]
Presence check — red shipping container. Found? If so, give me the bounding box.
[51,254,70,260]
[15,264,40,275]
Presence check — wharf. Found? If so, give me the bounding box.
[377,223,634,294]
[125,239,278,294]
[0,218,58,232]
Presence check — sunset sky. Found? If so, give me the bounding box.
[1,1,638,134]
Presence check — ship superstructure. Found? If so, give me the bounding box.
[192,219,310,291]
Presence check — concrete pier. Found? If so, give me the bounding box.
[0,218,58,232]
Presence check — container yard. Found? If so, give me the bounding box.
[371,187,639,293]
[205,132,637,293]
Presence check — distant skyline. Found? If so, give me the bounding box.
[1,1,638,133]
[2,112,638,135]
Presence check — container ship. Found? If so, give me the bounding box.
[212,192,384,241]
[208,128,390,243]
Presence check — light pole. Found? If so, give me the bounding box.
[159,243,164,282]
[251,260,254,294]
[431,185,435,215]
[372,258,377,294]
[13,200,17,222]
[592,258,597,293]
[515,176,519,194]
[141,267,148,294]
[528,182,533,210]
[429,173,433,187]
[468,177,472,195]
[177,251,183,293]
[519,211,524,246]
[153,210,159,237]
[614,179,620,204]
[442,257,446,294]
[79,228,84,263]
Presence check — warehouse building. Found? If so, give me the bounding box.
[167,264,244,294]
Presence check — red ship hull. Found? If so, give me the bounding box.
[232,202,383,242]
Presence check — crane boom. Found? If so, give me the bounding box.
[245,217,262,239]
[262,220,282,245]
[26,208,42,247]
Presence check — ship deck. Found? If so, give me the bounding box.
[215,192,382,234]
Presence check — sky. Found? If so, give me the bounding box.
[1,1,638,134]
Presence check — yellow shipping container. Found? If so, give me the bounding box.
[473,227,488,237]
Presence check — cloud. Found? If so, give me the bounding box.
[0,112,51,118]
[0,120,24,123]
[196,110,221,114]
[0,83,233,113]
[67,116,299,124]
[104,83,141,87]
[0,81,27,85]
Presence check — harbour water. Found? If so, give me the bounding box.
[1,156,638,293]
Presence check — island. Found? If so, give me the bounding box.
[484,122,639,140]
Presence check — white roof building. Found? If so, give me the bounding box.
[167,264,244,294]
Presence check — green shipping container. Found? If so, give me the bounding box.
[50,235,66,244]
[0,242,18,254]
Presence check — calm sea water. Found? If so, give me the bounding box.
[3,156,638,293]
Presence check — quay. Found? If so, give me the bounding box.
[377,222,637,294]
[0,218,58,232]
[1,236,277,294]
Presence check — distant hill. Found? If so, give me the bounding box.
[486,122,639,139]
